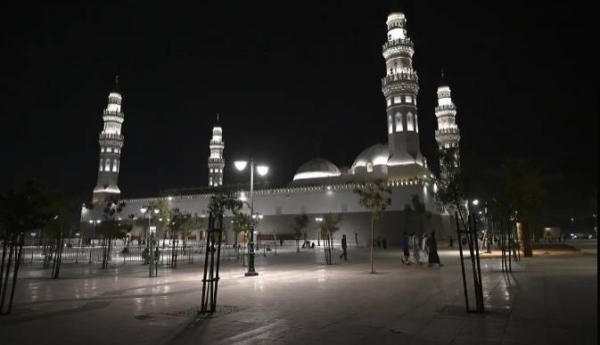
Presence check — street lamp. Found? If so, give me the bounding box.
[141,206,160,277]
[234,159,269,277]
[315,217,323,246]
[252,213,264,250]
[89,219,101,247]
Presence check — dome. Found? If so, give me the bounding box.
[352,144,389,168]
[293,158,341,181]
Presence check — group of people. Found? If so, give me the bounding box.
[400,230,443,267]
[332,231,443,267]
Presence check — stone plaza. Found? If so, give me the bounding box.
[0,241,596,345]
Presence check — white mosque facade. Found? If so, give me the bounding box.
[81,11,461,245]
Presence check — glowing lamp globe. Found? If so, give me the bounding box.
[256,165,269,176]
[234,161,248,171]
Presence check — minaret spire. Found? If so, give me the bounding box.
[92,79,125,203]
[208,115,225,187]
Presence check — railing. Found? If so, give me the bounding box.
[381,72,418,85]
[382,38,413,50]
[103,110,124,117]
[99,133,124,141]
[12,244,199,266]
[435,128,460,135]
[435,105,456,112]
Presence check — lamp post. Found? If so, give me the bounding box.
[75,232,81,263]
[141,206,160,278]
[88,219,101,263]
[252,213,264,251]
[315,217,323,246]
[234,160,269,277]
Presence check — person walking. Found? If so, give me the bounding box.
[401,232,411,265]
[428,231,443,267]
[422,233,429,260]
[339,234,348,261]
[355,231,359,248]
[449,236,454,248]
[411,231,422,265]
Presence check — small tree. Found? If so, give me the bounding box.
[498,157,546,257]
[292,214,309,253]
[405,194,432,232]
[435,147,468,230]
[320,213,342,265]
[353,179,392,273]
[232,211,256,257]
[0,180,50,314]
[100,199,129,269]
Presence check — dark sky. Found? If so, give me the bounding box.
[1,1,596,224]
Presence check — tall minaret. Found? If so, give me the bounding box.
[434,71,461,167]
[92,77,125,203]
[381,11,426,179]
[208,114,225,187]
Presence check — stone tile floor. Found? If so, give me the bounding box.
[0,244,596,344]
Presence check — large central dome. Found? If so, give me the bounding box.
[352,144,389,170]
[293,158,341,181]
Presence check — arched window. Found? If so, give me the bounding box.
[105,159,111,171]
[209,177,213,186]
[407,112,414,131]
[367,162,373,173]
[112,159,118,172]
[387,115,393,134]
[99,159,104,171]
[395,112,403,132]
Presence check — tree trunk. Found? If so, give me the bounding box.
[371,216,375,274]
[0,239,7,297]
[52,235,63,279]
[517,221,533,257]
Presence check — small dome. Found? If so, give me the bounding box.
[352,144,389,168]
[293,158,341,181]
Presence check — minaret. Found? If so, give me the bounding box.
[93,77,125,203]
[381,11,426,179]
[435,71,461,179]
[208,114,225,187]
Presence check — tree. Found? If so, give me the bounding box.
[100,198,130,268]
[404,194,432,232]
[353,179,392,273]
[292,214,309,253]
[497,157,547,257]
[208,192,243,217]
[435,147,468,230]
[0,180,50,314]
[42,188,84,278]
[320,213,342,265]
[206,192,243,245]
[232,212,256,249]
[169,208,204,261]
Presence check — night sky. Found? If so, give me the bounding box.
[1,2,596,225]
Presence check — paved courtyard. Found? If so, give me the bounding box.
[0,243,596,345]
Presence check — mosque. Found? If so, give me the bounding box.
[81,11,462,245]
